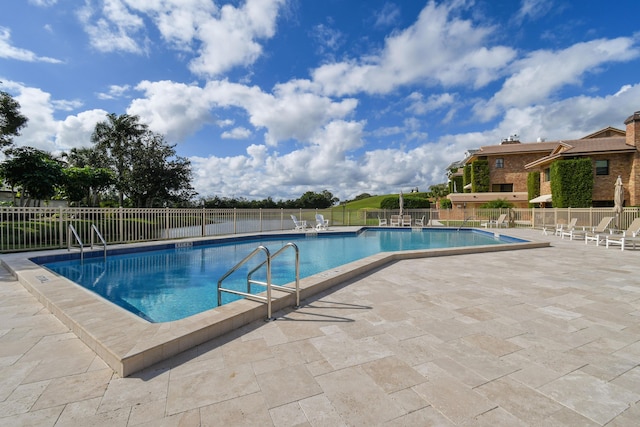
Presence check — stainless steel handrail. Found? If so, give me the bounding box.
[217,246,273,318]
[91,224,107,260]
[247,242,300,308]
[67,224,84,262]
[217,242,301,321]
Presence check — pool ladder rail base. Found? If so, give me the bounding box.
[67,224,107,262]
[217,242,300,321]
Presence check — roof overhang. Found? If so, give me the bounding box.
[448,192,529,203]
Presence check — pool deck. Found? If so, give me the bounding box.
[1,228,639,426]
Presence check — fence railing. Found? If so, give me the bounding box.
[1,206,638,253]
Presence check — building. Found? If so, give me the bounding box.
[447,110,640,209]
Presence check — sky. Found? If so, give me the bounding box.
[1,0,640,202]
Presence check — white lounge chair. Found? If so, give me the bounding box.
[605,218,640,250]
[482,213,507,228]
[581,217,614,245]
[550,218,577,236]
[390,215,401,227]
[414,216,425,227]
[402,215,412,227]
[377,216,388,226]
[315,213,329,230]
[290,215,307,231]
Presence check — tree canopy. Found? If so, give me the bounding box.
[0,147,62,206]
[0,90,28,149]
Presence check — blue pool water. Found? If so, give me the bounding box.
[41,229,518,322]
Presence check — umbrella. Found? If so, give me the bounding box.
[399,191,404,217]
[614,175,624,228]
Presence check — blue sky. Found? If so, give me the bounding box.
[2,0,640,202]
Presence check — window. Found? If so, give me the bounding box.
[596,160,609,175]
[491,183,513,192]
[495,158,504,168]
[544,168,550,182]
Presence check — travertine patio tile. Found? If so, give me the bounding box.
[256,364,322,408]
[133,409,201,427]
[611,366,640,393]
[388,388,429,414]
[415,357,488,388]
[315,366,405,425]
[32,368,113,410]
[269,401,309,427]
[360,355,426,393]
[298,394,345,426]
[463,333,522,357]
[98,367,168,414]
[55,397,130,427]
[476,376,565,424]
[166,364,259,415]
[199,392,273,427]
[385,405,455,426]
[538,370,640,425]
[0,405,64,427]
[309,331,393,370]
[459,406,528,427]
[412,373,496,424]
[0,379,49,417]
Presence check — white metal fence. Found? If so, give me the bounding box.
[1,206,638,253]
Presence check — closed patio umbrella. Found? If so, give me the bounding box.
[614,176,624,229]
[399,191,404,217]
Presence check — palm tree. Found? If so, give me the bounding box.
[91,113,148,206]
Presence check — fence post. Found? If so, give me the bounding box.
[260,208,263,232]
[233,208,237,234]
[118,207,123,243]
[201,206,206,237]
[58,206,64,248]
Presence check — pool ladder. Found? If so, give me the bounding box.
[217,242,300,321]
[68,224,107,262]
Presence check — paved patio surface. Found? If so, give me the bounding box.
[1,228,639,426]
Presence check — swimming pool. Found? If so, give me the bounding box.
[40,228,519,322]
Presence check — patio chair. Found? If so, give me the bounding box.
[481,213,507,228]
[549,218,577,236]
[582,217,614,245]
[605,218,640,250]
[315,213,329,230]
[377,216,388,226]
[414,216,425,227]
[390,215,401,227]
[402,215,412,226]
[290,215,307,231]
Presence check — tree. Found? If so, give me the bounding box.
[297,190,338,209]
[0,147,63,206]
[91,113,148,206]
[124,132,195,207]
[61,166,114,206]
[0,90,28,149]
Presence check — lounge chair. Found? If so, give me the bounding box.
[548,218,577,236]
[377,216,388,226]
[414,216,425,227]
[315,213,329,230]
[582,217,614,245]
[290,215,307,231]
[390,215,401,227]
[482,213,507,228]
[605,218,640,250]
[402,215,412,226]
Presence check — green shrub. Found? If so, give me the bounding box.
[463,165,472,193]
[440,198,452,209]
[471,160,490,192]
[380,195,431,209]
[527,171,540,207]
[550,159,593,207]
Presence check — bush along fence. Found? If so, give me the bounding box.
[1,206,639,253]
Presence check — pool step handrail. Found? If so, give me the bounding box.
[457,216,475,231]
[67,224,84,262]
[91,224,107,260]
[247,242,300,308]
[217,243,300,321]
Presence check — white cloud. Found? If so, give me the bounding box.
[55,109,109,150]
[475,37,640,120]
[406,92,456,115]
[96,84,131,100]
[0,26,62,63]
[312,1,517,96]
[515,0,553,23]
[127,80,214,142]
[373,3,401,28]
[221,127,252,139]
[77,0,146,54]
[29,0,58,6]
